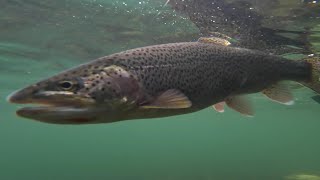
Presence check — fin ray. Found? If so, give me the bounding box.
[225,96,254,116]
[262,83,294,105]
[304,57,320,94]
[212,102,225,113]
[141,89,192,109]
[198,37,231,46]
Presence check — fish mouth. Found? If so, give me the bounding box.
[7,90,99,124]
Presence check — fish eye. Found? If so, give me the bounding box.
[59,81,74,90]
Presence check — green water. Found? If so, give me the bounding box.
[1,0,320,179]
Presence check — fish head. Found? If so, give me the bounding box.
[7,64,145,124]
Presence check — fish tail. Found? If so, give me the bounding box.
[304,56,320,94]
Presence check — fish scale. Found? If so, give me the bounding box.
[7,39,320,124]
[96,42,306,106]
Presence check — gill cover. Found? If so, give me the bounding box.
[80,65,145,106]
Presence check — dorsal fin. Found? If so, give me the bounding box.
[198,37,231,46]
[262,83,294,105]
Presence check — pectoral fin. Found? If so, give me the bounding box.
[225,96,254,116]
[262,83,294,105]
[141,89,192,109]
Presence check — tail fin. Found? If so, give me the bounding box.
[305,57,320,94]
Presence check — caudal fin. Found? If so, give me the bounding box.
[305,57,320,94]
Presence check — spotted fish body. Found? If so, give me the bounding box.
[88,42,307,107]
[7,40,320,124]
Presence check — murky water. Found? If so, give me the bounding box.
[1,0,320,179]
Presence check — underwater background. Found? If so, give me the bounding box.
[1,0,320,179]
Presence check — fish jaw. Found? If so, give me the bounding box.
[8,88,95,105]
[7,85,39,104]
[16,106,99,124]
[14,104,130,124]
[7,88,105,124]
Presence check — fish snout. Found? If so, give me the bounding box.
[7,88,35,104]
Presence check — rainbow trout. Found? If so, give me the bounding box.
[7,37,320,124]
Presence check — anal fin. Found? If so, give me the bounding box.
[262,83,294,105]
[225,96,254,117]
[141,89,192,109]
